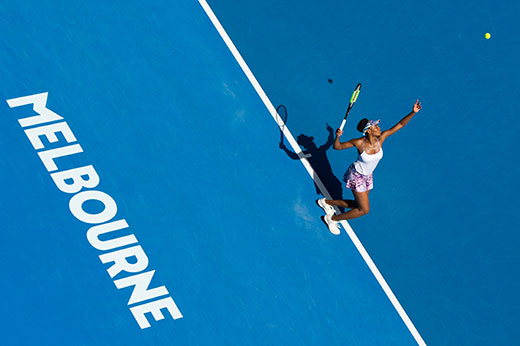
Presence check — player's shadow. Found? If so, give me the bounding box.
[279,124,343,203]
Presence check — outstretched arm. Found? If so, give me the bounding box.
[380,99,422,142]
[333,128,358,150]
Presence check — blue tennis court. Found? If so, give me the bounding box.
[1,1,518,345]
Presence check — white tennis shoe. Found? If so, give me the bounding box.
[317,198,335,216]
[322,214,340,235]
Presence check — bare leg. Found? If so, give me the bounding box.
[325,199,357,209]
[331,190,370,221]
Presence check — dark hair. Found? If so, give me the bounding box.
[357,118,368,133]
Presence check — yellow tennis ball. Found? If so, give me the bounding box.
[485,33,491,39]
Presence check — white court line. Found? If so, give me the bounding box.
[197,1,427,345]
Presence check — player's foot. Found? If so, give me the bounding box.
[316,198,335,216]
[321,214,340,235]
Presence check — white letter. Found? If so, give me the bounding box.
[38,144,83,172]
[130,297,183,329]
[51,165,100,193]
[69,190,117,224]
[87,219,137,251]
[24,122,77,150]
[99,245,149,278]
[114,270,169,305]
[6,92,63,127]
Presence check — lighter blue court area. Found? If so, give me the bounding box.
[1,1,519,345]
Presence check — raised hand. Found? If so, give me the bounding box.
[413,99,422,113]
[335,128,343,137]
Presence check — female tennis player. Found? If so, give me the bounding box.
[318,100,422,235]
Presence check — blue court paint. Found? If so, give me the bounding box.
[0,1,426,345]
[198,2,424,344]
[206,0,520,345]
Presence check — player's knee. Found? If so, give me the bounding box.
[359,206,369,215]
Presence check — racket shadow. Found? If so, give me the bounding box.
[279,124,344,205]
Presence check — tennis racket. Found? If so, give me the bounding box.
[276,104,288,144]
[339,82,361,130]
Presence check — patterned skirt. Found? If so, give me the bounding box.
[343,164,373,193]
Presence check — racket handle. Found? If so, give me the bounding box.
[339,119,347,131]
